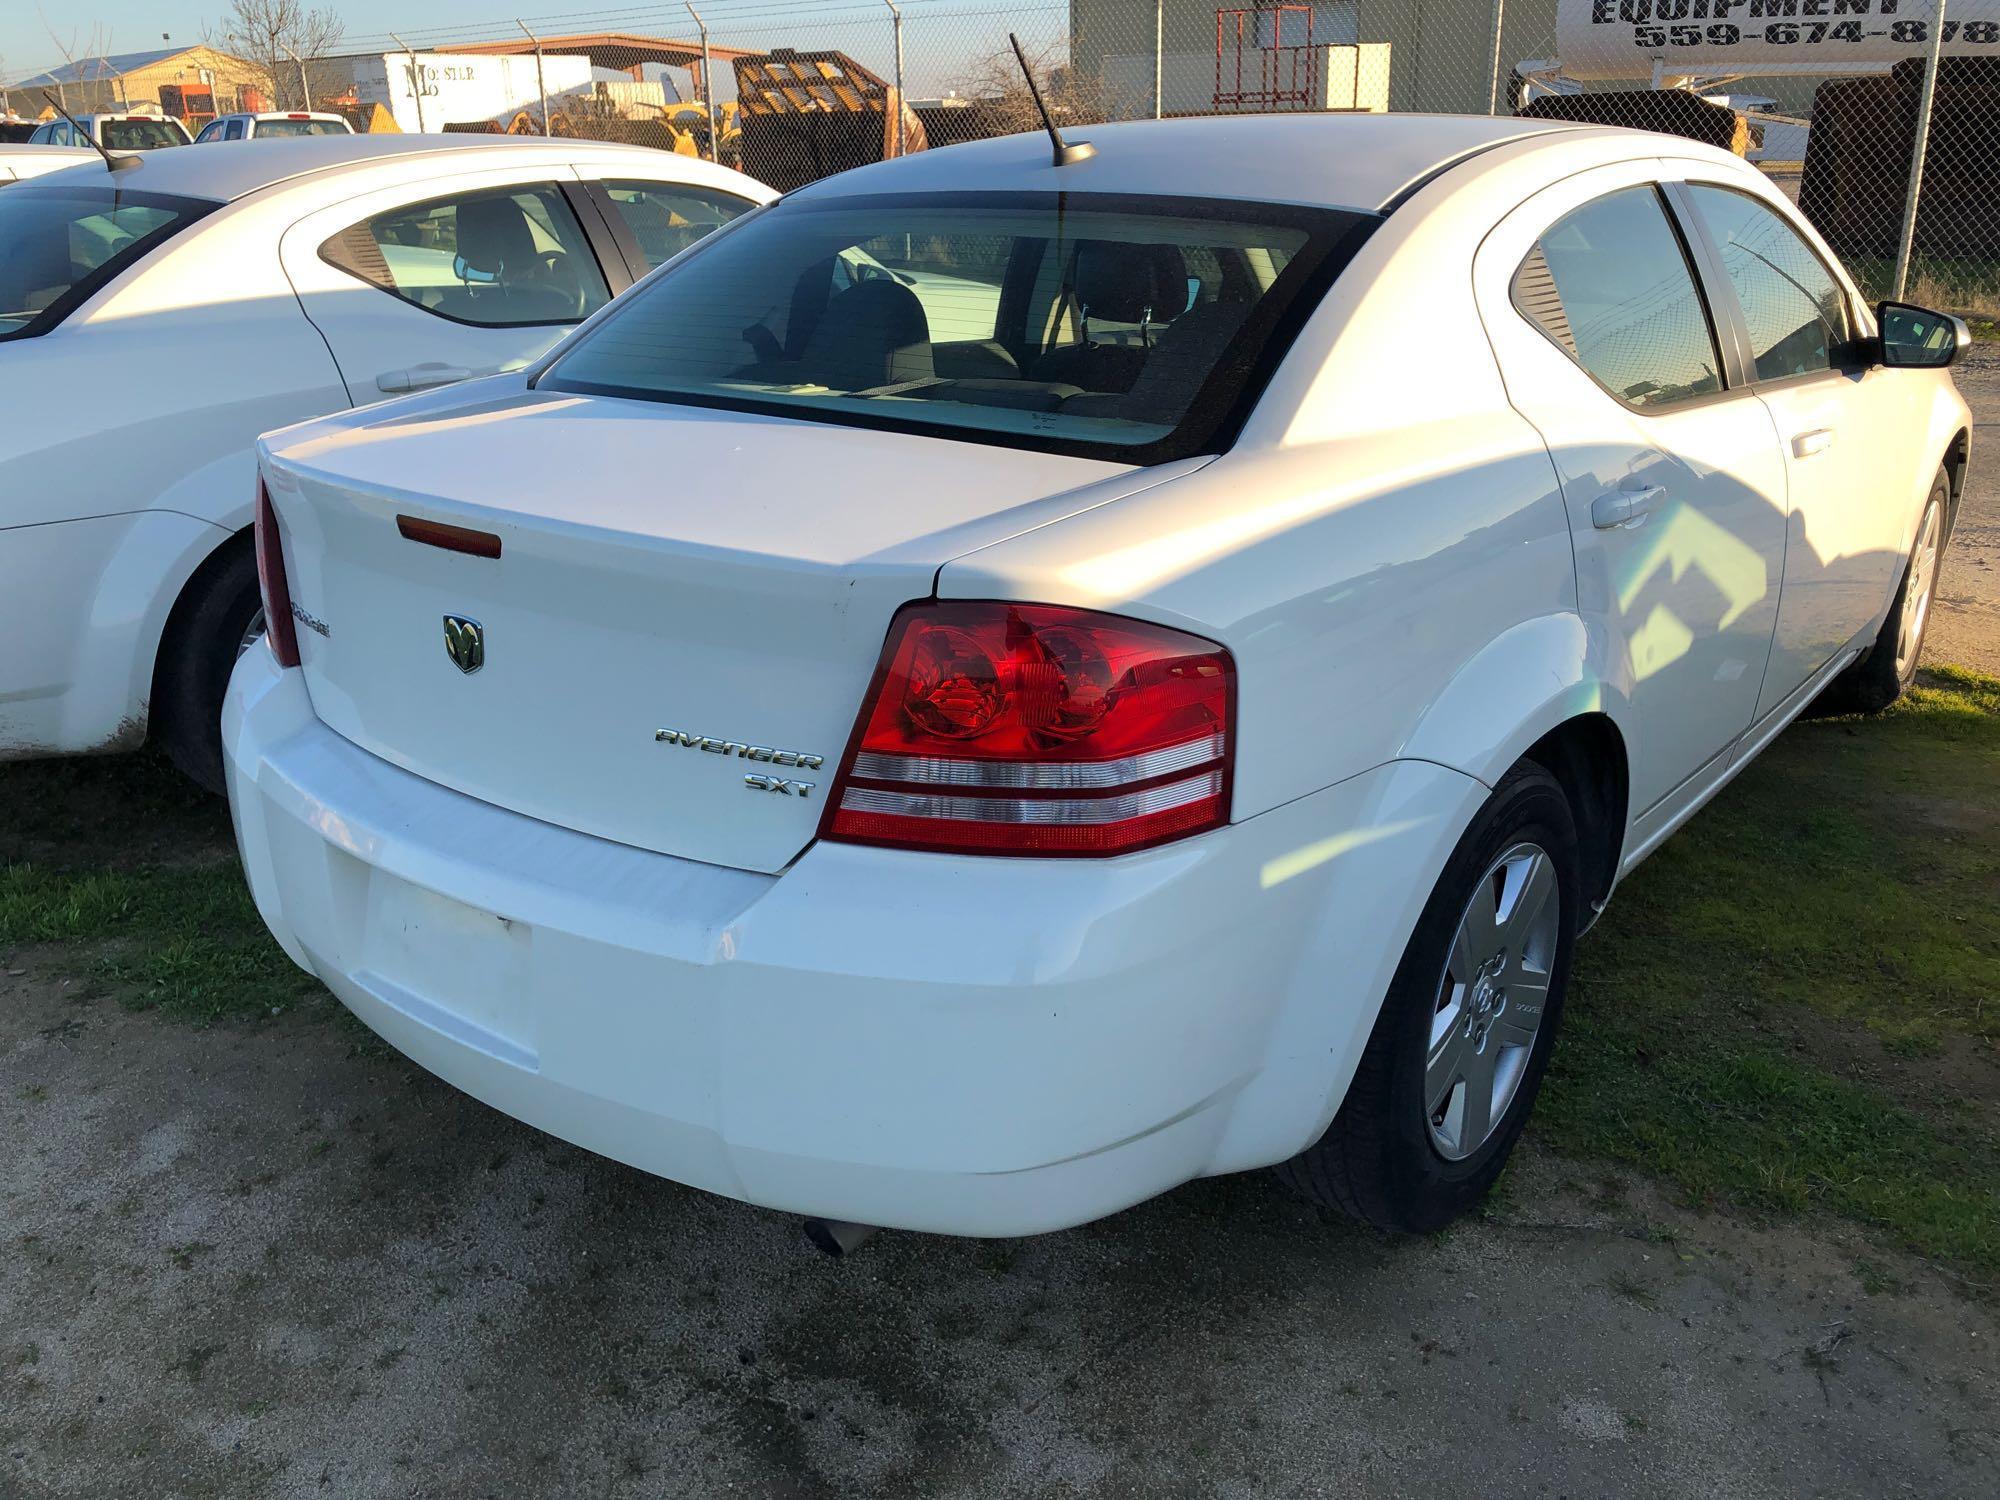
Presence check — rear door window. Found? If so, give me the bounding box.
[320,183,611,328]
[1512,185,1724,410]
[0,185,215,339]
[1685,184,1852,382]
[597,181,753,272]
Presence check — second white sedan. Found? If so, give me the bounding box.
[0,135,771,788]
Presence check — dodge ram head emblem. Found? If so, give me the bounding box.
[442,615,484,674]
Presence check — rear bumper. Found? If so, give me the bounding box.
[224,644,1484,1235]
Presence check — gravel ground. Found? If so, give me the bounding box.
[3,361,1998,1499]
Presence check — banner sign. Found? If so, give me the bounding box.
[1555,0,2000,80]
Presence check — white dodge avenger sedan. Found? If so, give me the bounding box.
[225,115,1971,1240]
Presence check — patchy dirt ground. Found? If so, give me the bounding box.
[4,365,1999,1499]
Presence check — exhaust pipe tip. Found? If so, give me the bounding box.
[802,1217,879,1258]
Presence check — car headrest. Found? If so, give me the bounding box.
[1072,240,1188,326]
[455,195,537,278]
[800,278,933,392]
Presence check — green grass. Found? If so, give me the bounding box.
[1542,666,2000,1278]
[0,752,314,1025]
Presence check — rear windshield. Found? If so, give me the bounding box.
[0,186,215,339]
[541,191,1374,462]
[99,119,186,150]
[254,118,349,137]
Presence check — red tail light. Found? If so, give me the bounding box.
[822,601,1234,857]
[254,479,300,669]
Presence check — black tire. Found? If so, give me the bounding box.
[153,538,262,795]
[1275,763,1580,1234]
[1809,467,1951,717]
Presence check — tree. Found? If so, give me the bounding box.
[947,38,1118,134]
[206,0,345,113]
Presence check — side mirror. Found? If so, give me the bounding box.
[1876,300,1970,369]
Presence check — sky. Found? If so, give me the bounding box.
[3,0,1069,99]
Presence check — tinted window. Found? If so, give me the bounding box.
[599,180,751,272]
[1515,186,1722,409]
[321,183,610,328]
[543,191,1370,463]
[224,119,246,141]
[1687,184,1851,382]
[195,120,225,143]
[100,119,186,150]
[0,186,214,339]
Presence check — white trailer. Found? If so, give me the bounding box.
[338,51,595,132]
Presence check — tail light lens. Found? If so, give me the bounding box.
[254,479,300,669]
[822,601,1234,856]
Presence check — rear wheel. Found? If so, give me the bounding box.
[154,540,262,794]
[1811,469,1950,716]
[1276,764,1579,1233]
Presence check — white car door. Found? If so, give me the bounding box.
[1671,179,1922,714]
[1476,164,1790,841]
[277,165,623,403]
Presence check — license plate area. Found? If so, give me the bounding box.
[358,874,535,1068]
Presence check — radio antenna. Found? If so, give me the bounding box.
[1008,33,1094,167]
[42,91,141,173]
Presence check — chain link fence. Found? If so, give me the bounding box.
[11,2,1990,317]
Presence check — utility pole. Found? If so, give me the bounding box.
[686,3,718,162]
[280,43,311,111]
[390,33,425,132]
[518,20,550,136]
[1891,0,1949,300]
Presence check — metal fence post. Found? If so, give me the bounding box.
[390,33,426,132]
[1155,0,1165,119]
[1891,0,1950,302]
[884,0,905,156]
[517,20,550,136]
[686,3,718,162]
[1487,0,1508,116]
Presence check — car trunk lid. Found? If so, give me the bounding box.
[264,387,1182,873]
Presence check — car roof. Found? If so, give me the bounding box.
[792,113,1612,214]
[31,132,689,202]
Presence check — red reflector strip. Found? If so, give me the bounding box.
[828,792,1225,856]
[849,733,1224,791]
[396,515,502,558]
[839,771,1220,826]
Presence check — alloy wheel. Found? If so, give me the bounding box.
[1425,841,1561,1161]
[1894,498,1943,677]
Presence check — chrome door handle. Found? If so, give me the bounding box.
[376,363,473,394]
[1592,484,1666,530]
[1792,427,1836,458]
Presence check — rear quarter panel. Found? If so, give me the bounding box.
[938,143,1620,817]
